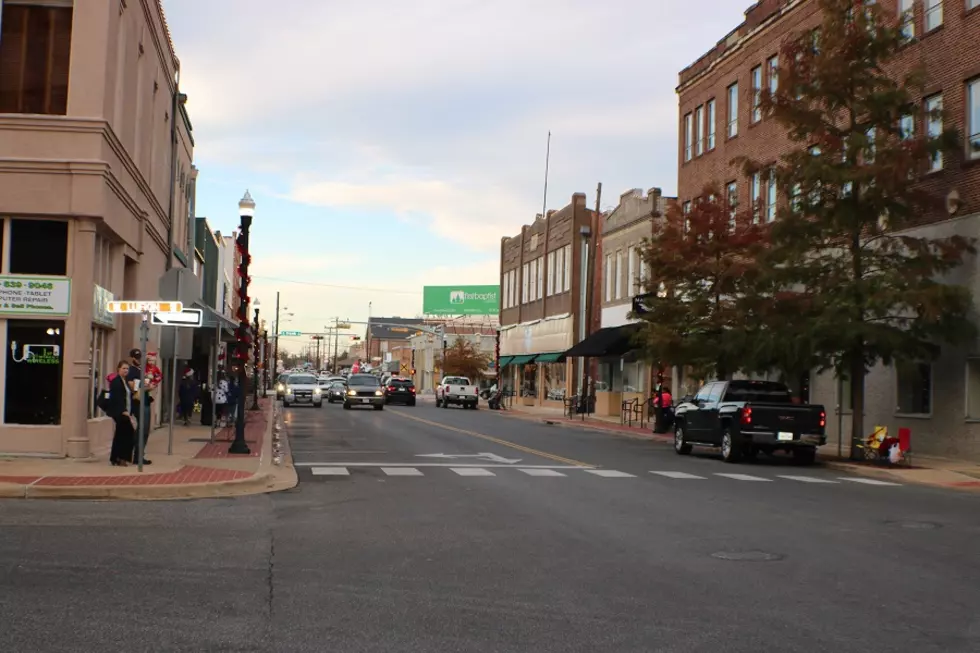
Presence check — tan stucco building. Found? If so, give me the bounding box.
[0,0,196,457]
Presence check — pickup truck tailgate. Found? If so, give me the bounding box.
[746,403,825,434]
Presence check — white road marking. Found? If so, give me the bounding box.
[585,470,636,478]
[839,477,902,486]
[777,475,839,484]
[294,462,592,469]
[714,473,773,482]
[520,469,566,477]
[382,467,424,476]
[650,471,707,479]
[310,467,350,476]
[451,468,496,477]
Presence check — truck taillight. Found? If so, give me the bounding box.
[819,410,826,427]
[741,407,752,425]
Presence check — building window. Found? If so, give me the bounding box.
[604,255,612,302]
[503,272,511,309]
[563,244,571,292]
[88,327,111,418]
[896,361,931,415]
[899,113,914,140]
[0,3,73,115]
[767,55,778,96]
[899,0,914,38]
[683,112,693,161]
[682,201,692,234]
[706,99,716,150]
[751,65,762,122]
[528,258,538,301]
[750,172,762,223]
[967,79,980,160]
[924,0,942,31]
[726,181,738,229]
[627,246,636,295]
[637,247,648,291]
[5,320,64,425]
[521,263,529,304]
[543,363,566,401]
[8,219,68,276]
[925,93,943,171]
[766,168,777,222]
[535,256,544,300]
[695,105,704,156]
[967,359,980,419]
[727,82,738,137]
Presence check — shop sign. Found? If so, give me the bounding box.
[11,343,61,365]
[93,285,115,326]
[0,276,71,317]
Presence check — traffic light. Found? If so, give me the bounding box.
[351,336,361,341]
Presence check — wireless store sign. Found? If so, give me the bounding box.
[0,276,72,316]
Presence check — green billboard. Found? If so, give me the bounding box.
[423,285,499,315]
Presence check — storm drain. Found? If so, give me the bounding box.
[711,551,785,562]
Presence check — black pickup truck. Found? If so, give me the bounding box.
[673,380,826,464]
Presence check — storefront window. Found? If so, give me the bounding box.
[9,219,68,276]
[622,361,646,393]
[521,364,537,397]
[597,361,623,392]
[5,320,64,425]
[543,363,566,401]
[88,327,111,418]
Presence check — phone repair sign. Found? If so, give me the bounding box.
[0,276,71,317]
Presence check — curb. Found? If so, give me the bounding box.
[0,402,298,501]
[498,409,673,444]
[821,460,980,491]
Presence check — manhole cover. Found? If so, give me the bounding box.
[886,520,941,530]
[711,551,784,562]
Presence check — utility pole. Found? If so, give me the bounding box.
[579,182,601,415]
[273,291,280,378]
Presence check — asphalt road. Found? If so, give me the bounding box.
[1,398,979,652]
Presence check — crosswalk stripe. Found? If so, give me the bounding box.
[381,467,424,476]
[650,471,706,479]
[777,475,839,484]
[585,470,636,478]
[714,473,772,482]
[839,477,902,486]
[452,468,495,477]
[520,469,566,477]
[311,467,350,476]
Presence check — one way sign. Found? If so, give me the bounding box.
[151,309,203,328]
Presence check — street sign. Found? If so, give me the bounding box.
[279,330,302,336]
[151,309,203,328]
[107,301,183,314]
[400,363,411,374]
[337,322,351,329]
[310,335,324,340]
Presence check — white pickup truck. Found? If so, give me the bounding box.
[436,376,480,410]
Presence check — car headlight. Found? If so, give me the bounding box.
[277,383,284,391]
[347,389,356,396]
[314,387,321,395]
[374,390,383,396]
[285,386,292,394]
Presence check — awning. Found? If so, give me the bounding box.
[497,355,514,368]
[533,352,565,363]
[508,354,537,366]
[563,323,642,358]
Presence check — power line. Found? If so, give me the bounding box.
[250,275,422,295]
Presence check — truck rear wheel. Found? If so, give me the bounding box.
[721,429,743,463]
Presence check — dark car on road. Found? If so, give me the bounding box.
[343,374,385,411]
[325,380,346,403]
[384,378,416,406]
[673,380,826,464]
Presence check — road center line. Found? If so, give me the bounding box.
[388,411,594,467]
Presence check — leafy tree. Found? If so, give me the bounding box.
[439,337,491,380]
[750,0,975,458]
[636,187,770,380]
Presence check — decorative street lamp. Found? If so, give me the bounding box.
[250,298,262,411]
[230,190,255,454]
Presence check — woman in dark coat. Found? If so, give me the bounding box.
[107,360,136,466]
[178,370,199,426]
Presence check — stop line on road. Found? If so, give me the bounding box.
[301,464,901,486]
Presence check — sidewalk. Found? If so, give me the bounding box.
[0,398,297,500]
[498,403,980,492]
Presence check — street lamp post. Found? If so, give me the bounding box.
[230,190,255,455]
[250,298,262,411]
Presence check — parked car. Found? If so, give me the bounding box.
[436,376,479,409]
[343,374,385,410]
[384,377,416,406]
[673,380,826,464]
[282,373,323,408]
[325,380,346,403]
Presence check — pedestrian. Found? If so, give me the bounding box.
[215,372,229,427]
[226,376,240,426]
[107,360,136,466]
[124,348,152,465]
[178,370,198,426]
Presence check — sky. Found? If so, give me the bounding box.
[162,0,746,356]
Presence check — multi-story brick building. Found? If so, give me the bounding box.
[676,0,980,458]
[0,1,196,457]
[498,193,600,406]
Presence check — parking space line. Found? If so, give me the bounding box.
[520,469,566,477]
[839,477,902,486]
[381,467,424,476]
[585,470,636,478]
[451,468,496,477]
[310,467,350,476]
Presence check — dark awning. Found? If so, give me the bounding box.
[507,354,536,366]
[497,355,514,368]
[564,323,642,358]
[533,352,565,363]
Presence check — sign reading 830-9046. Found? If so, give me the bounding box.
[0,276,71,317]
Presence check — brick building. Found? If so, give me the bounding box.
[676,0,980,458]
[498,193,600,406]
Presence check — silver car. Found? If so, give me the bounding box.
[283,373,323,408]
[343,374,385,410]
